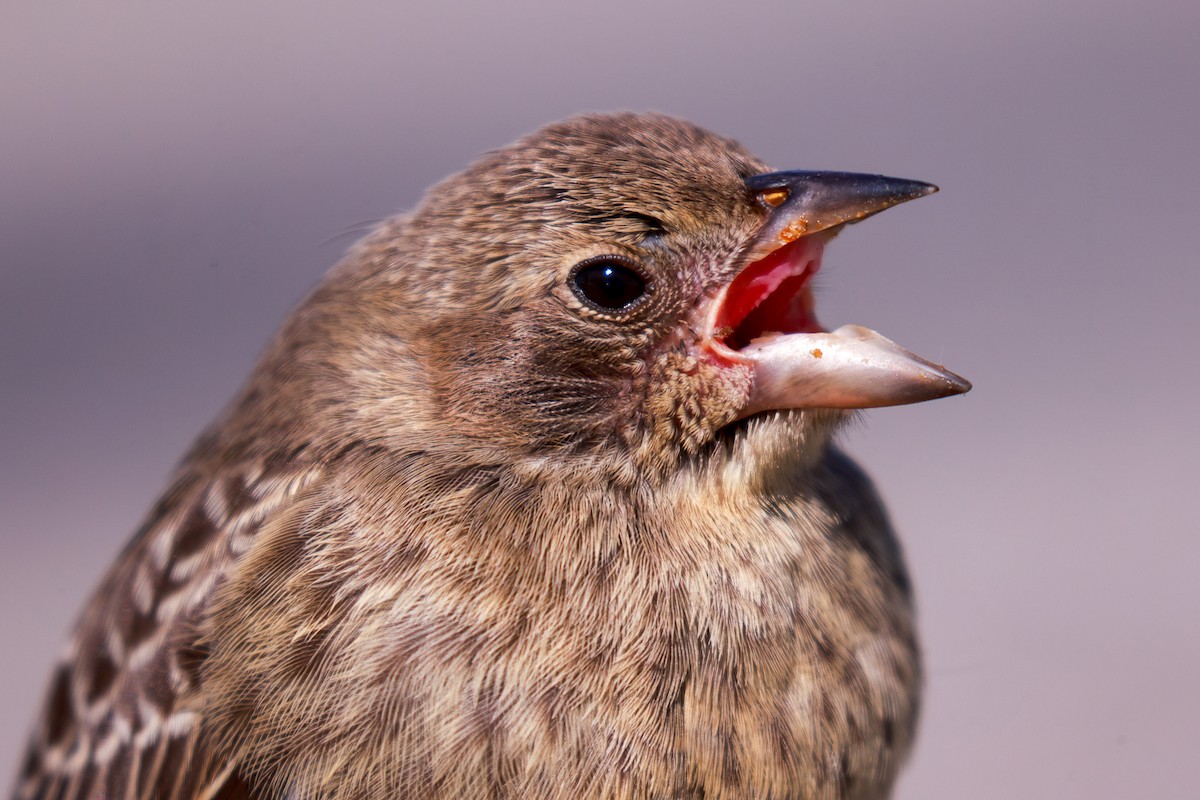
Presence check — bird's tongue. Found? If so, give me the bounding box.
[706,235,970,415]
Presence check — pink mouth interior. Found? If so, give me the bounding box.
[713,236,825,351]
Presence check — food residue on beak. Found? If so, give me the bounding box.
[779,219,809,243]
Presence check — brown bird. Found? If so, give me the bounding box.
[12,113,968,800]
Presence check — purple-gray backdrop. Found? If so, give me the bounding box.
[3,1,1197,797]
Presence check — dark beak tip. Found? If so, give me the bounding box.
[894,179,938,202]
[942,371,972,396]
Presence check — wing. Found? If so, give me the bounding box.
[13,456,322,800]
[816,445,915,600]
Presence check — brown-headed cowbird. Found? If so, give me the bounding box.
[13,113,968,800]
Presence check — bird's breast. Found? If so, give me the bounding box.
[208,461,919,799]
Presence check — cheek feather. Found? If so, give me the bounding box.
[642,352,753,455]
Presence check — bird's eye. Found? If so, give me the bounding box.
[570,257,648,311]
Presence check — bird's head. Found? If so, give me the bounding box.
[284,113,968,483]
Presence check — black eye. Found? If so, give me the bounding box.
[571,257,648,311]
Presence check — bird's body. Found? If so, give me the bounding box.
[13,113,965,800]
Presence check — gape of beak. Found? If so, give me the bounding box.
[711,233,827,352]
[703,171,970,417]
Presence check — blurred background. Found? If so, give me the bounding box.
[2,1,1196,796]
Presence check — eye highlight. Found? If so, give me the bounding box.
[570,256,648,312]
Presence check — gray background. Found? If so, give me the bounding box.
[2,1,1197,797]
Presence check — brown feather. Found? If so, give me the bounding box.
[14,113,921,800]
[15,460,322,800]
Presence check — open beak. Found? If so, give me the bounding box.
[704,170,970,417]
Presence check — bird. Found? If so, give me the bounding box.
[12,112,969,800]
